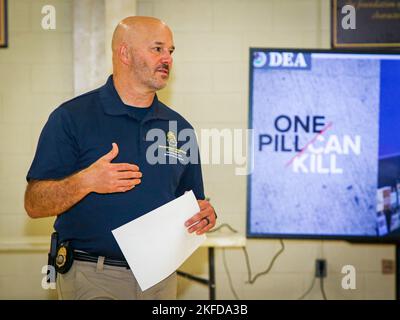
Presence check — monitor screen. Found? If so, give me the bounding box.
[247,49,400,241]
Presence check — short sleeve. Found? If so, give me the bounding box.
[174,124,205,200]
[175,152,205,200]
[26,107,79,181]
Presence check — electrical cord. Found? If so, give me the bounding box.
[209,223,328,299]
[207,223,285,297]
[207,223,238,234]
[243,239,285,284]
[222,248,239,300]
[320,277,327,300]
[298,276,316,300]
[297,275,328,300]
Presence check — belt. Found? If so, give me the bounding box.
[73,251,130,269]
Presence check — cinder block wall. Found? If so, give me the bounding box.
[0,0,395,299]
[0,0,73,299]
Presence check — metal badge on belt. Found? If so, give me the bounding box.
[55,242,73,274]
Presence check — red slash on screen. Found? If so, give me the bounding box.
[285,122,333,168]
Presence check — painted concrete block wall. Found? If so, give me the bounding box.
[0,0,73,299]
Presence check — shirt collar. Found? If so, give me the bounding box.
[99,75,173,121]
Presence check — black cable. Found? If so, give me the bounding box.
[222,249,239,300]
[298,276,316,300]
[207,223,285,293]
[207,223,238,234]
[320,277,328,300]
[208,222,328,299]
[243,246,253,283]
[298,275,328,300]
[243,239,285,284]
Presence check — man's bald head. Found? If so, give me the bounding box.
[111,16,175,93]
[112,16,171,53]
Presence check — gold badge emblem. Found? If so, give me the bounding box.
[166,131,177,147]
[56,246,67,268]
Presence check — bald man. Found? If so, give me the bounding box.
[25,16,216,300]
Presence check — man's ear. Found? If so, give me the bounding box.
[119,43,131,66]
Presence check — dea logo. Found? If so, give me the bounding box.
[253,51,267,68]
[167,131,177,147]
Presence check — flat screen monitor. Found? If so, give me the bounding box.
[247,48,400,242]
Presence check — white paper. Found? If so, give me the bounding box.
[112,190,206,291]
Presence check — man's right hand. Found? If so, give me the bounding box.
[81,143,142,194]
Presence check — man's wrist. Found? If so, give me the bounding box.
[75,168,93,196]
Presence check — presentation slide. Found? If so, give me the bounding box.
[248,50,400,239]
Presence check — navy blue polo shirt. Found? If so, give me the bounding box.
[27,75,205,260]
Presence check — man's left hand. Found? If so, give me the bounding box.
[185,200,216,235]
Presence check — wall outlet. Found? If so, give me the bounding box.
[315,259,327,278]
